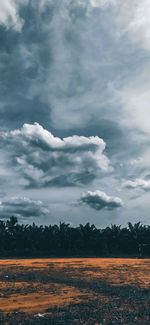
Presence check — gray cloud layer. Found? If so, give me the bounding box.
[0,0,148,139]
[0,196,48,219]
[79,190,123,210]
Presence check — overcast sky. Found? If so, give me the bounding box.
[0,0,150,226]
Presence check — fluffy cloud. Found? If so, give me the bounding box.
[0,0,28,31]
[123,179,150,191]
[0,197,48,218]
[79,190,123,210]
[2,122,111,188]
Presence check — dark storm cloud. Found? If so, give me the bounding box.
[1,122,111,188]
[56,119,126,157]
[0,0,148,172]
[79,190,123,211]
[0,196,48,218]
[0,0,53,129]
[0,0,147,136]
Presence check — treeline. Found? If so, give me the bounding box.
[0,216,150,257]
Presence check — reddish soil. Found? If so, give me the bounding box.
[0,258,149,324]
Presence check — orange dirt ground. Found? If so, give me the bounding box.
[0,258,149,324]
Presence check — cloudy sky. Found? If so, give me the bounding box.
[0,0,150,226]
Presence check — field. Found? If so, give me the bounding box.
[0,258,149,324]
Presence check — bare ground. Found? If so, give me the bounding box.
[0,258,149,324]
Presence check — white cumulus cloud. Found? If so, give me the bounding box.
[2,122,111,188]
[79,190,123,210]
[123,179,150,191]
[0,0,28,31]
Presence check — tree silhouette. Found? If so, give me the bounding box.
[0,217,149,257]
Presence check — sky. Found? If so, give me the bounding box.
[0,0,150,227]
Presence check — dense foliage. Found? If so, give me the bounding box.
[0,217,150,257]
